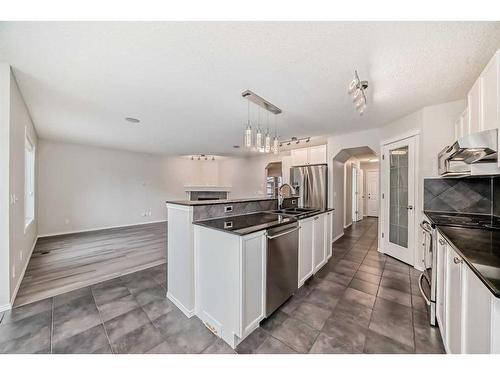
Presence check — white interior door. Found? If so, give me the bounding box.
[366,170,379,217]
[382,136,416,266]
[352,166,360,222]
[359,169,364,218]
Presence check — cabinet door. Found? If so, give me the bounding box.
[241,233,266,336]
[298,218,314,287]
[462,265,492,353]
[325,211,332,259]
[446,246,464,354]
[480,51,499,132]
[291,148,309,166]
[309,145,327,164]
[436,235,447,340]
[467,79,482,135]
[313,214,326,272]
[454,119,462,141]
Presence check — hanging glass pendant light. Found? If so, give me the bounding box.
[264,112,271,153]
[255,107,264,152]
[272,114,279,154]
[244,100,253,149]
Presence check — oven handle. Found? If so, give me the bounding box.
[266,226,300,240]
[418,273,431,306]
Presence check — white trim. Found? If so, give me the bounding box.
[167,291,194,318]
[10,237,38,306]
[0,303,12,313]
[344,222,352,229]
[380,128,421,146]
[38,219,167,238]
[332,232,344,243]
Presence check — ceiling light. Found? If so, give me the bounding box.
[347,70,368,116]
[125,117,140,124]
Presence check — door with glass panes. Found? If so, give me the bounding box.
[381,136,416,265]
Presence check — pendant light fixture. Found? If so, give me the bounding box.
[347,70,368,115]
[244,100,253,149]
[241,90,282,154]
[273,114,279,155]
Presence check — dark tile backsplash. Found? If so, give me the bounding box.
[424,177,494,215]
[494,178,500,217]
[193,199,278,221]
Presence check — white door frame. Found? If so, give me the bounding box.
[379,130,420,266]
[352,165,358,222]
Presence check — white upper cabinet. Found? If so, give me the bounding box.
[308,145,327,164]
[467,79,482,135]
[291,148,309,166]
[481,50,500,131]
[463,50,500,138]
[291,145,327,166]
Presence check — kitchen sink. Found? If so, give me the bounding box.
[269,208,320,216]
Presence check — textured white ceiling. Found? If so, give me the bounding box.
[1,22,499,156]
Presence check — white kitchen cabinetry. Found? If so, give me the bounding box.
[313,213,327,273]
[195,226,266,349]
[291,145,327,166]
[436,231,500,354]
[467,79,482,135]
[445,244,463,354]
[326,211,333,259]
[298,217,314,287]
[480,51,500,132]
[454,109,468,140]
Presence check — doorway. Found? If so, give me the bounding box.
[380,133,418,266]
[366,170,379,217]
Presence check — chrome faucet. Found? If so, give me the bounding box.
[278,183,295,209]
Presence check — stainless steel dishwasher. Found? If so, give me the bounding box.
[265,222,299,316]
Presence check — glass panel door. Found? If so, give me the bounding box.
[389,146,409,248]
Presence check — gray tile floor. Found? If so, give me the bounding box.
[0,217,445,354]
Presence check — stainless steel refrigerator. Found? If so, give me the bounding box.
[290,164,328,210]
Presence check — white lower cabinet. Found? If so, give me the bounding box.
[326,211,333,259]
[298,212,331,287]
[445,245,463,354]
[298,217,314,287]
[313,213,327,273]
[195,226,266,349]
[436,231,500,354]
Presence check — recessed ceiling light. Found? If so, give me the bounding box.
[125,117,140,124]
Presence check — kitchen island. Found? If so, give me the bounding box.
[166,197,334,348]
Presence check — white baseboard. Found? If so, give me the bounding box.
[0,303,12,313]
[332,232,344,243]
[10,237,38,307]
[39,219,167,238]
[167,291,194,318]
[344,222,352,229]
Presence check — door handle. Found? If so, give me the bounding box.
[407,205,413,210]
[266,226,300,240]
[453,257,462,264]
[438,238,446,245]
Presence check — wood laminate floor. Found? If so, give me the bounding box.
[14,222,167,307]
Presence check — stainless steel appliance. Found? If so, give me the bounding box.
[419,219,437,326]
[290,164,328,209]
[265,222,299,316]
[438,129,498,176]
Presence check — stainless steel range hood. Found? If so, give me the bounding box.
[438,129,498,177]
[448,129,498,163]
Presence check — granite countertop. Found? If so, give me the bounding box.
[194,212,297,236]
[424,212,500,298]
[166,196,300,206]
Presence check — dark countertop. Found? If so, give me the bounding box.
[194,212,297,236]
[424,211,500,298]
[293,208,334,220]
[167,197,276,206]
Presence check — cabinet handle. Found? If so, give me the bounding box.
[453,257,462,264]
[438,239,446,245]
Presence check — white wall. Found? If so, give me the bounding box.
[0,64,10,310]
[0,65,39,309]
[37,140,224,236]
